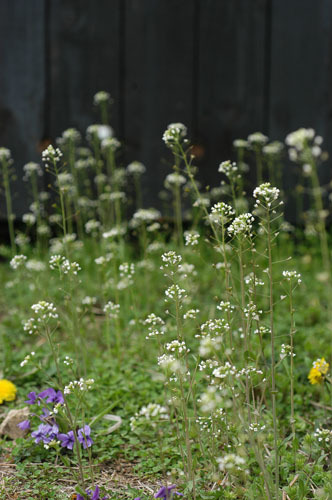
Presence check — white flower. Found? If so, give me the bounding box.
[247,132,268,146]
[0,147,12,162]
[101,137,121,152]
[282,270,301,285]
[184,231,200,246]
[103,301,120,319]
[86,124,114,141]
[253,182,280,207]
[23,162,43,179]
[218,160,238,177]
[228,213,254,237]
[10,254,27,270]
[164,172,186,187]
[42,145,63,165]
[126,161,146,175]
[93,90,111,105]
[162,122,187,147]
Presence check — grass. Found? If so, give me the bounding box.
[0,105,331,499]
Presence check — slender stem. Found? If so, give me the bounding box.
[267,210,279,499]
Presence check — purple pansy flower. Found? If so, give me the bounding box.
[38,388,64,404]
[17,419,30,431]
[58,430,75,450]
[155,485,183,499]
[25,392,38,405]
[78,425,93,449]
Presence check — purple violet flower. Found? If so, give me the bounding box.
[78,425,93,449]
[58,430,75,450]
[38,387,64,404]
[31,423,56,444]
[25,392,38,405]
[17,419,30,431]
[76,485,108,500]
[155,485,183,499]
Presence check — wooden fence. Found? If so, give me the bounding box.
[0,0,332,215]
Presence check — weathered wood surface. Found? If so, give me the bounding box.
[0,0,331,216]
[0,0,45,216]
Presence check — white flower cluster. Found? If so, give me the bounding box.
[285,128,321,162]
[49,255,81,275]
[131,208,161,226]
[103,301,120,319]
[157,354,182,374]
[199,335,222,357]
[313,427,332,444]
[198,386,222,413]
[164,284,187,302]
[213,362,237,381]
[244,301,262,321]
[85,219,101,234]
[144,314,165,339]
[217,453,246,472]
[280,344,295,360]
[42,145,63,165]
[262,141,283,156]
[218,160,238,177]
[130,403,169,431]
[24,301,58,334]
[20,351,35,367]
[249,422,266,432]
[0,147,12,162]
[64,378,94,395]
[10,254,27,270]
[165,340,189,355]
[164,172,186,188]
[247,132,268,146]
[199,318,229,338]
[183,308,199,320]
[253,182,280,208]
[233,139,248,149]
[210,202,235,224]
[184,230,200,246]
[31,301,58,320]
[23,213,37,225]
[82,296,97,306]
[64,355,74,366]
[228,213,254,238]
[86,124,114,141]
[162,122,187,148]
[119,262,135,278]
[26,260,46,272]
[103,226,126,239]
[23,162,43,180]
[126,161,146,175]
[161,251,182,267]
[101,136,121,152]
[244,273,264,289]
[57,128,81,146]
[217,301,234,313]
[93,90,111,105]
[95,254,112,265]
[282,270,302,284]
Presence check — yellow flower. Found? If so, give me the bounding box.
[308,358,330,385]
[0,379,17,404]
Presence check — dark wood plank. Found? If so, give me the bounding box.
[268,0,332,216]
[49,0,121,139]
[0,0,45,217]
[124,0,196,206]
[196,0,268,189]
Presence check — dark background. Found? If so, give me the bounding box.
[1,0,332,216]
